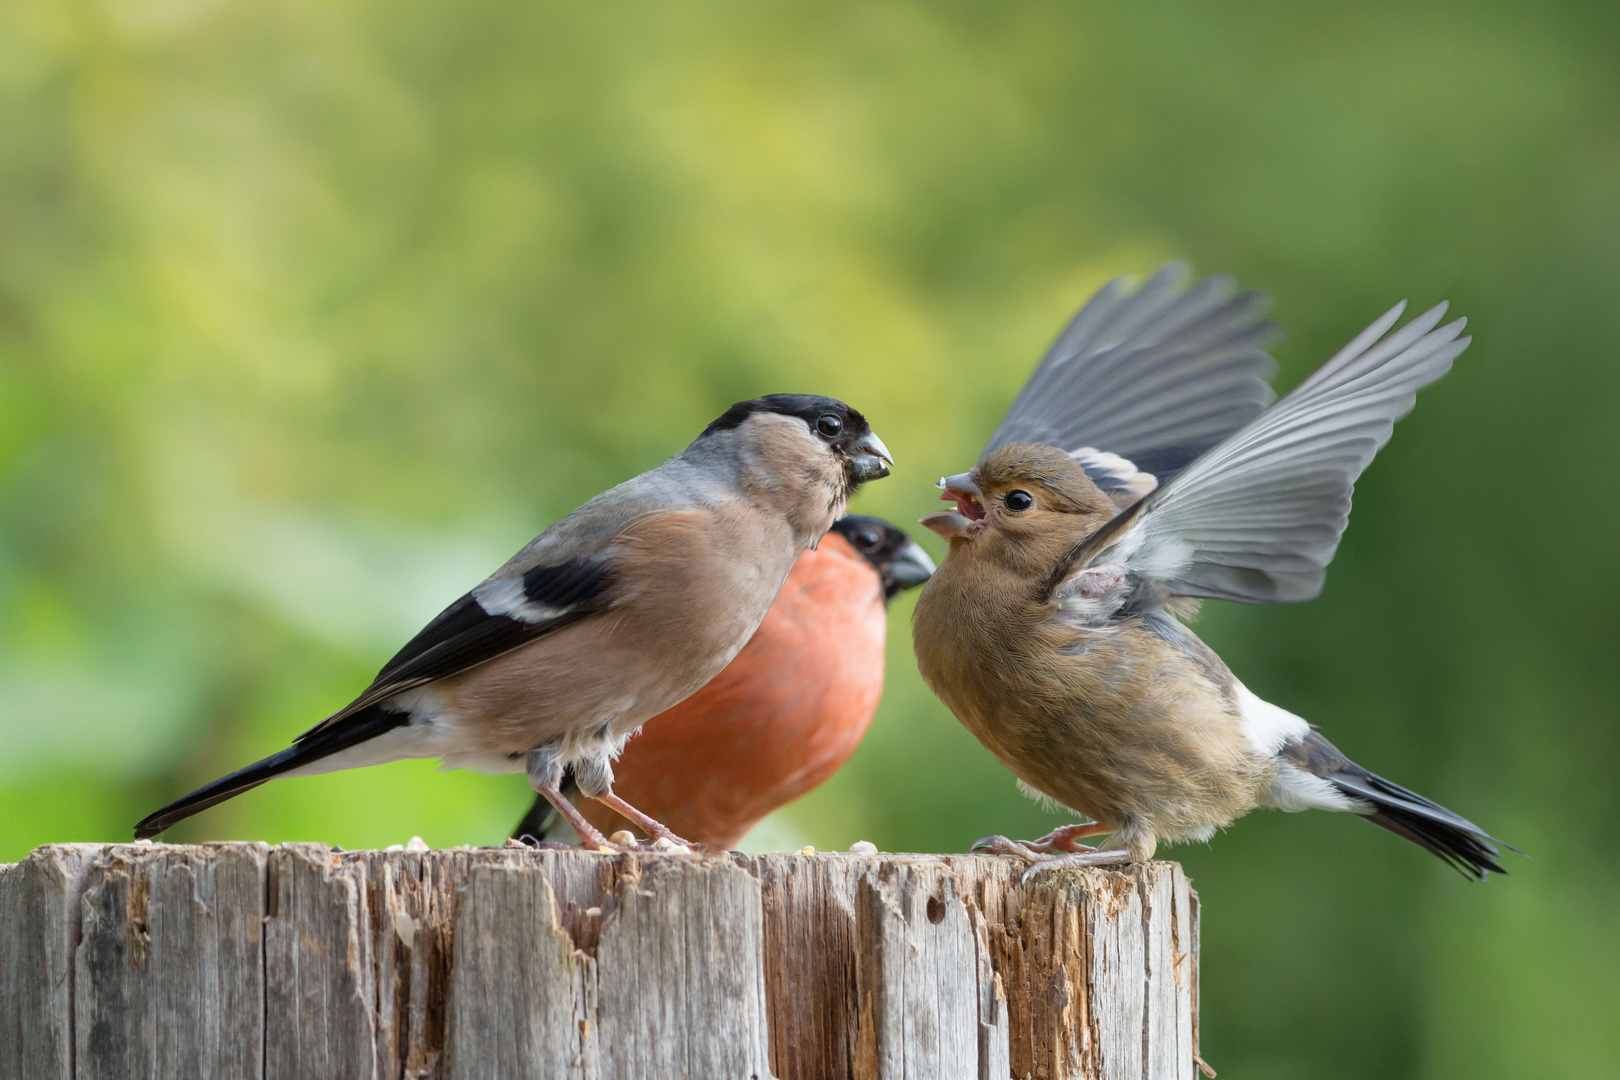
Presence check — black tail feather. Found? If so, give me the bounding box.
[134,705,408,839]
[1331,769,1510,880]
[1281,730,1515,881]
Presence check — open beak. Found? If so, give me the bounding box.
[920,510,973,539]
[844,431,894,483]
[938,472,985,519]
[881,537,936,599]
[921,472,985,540]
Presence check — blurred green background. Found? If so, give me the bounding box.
[3,2,1617,1076]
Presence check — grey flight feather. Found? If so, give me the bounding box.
[1072,300,1469,606]
[985,262,1281,484]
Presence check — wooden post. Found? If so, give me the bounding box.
[0,844,1200,1079]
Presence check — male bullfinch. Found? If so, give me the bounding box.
[912,264,1511,879]
[135,394,893,849]
[511,514,934,850]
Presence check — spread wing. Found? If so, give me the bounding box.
[985,262,1280,492]
[1052,300,1469,608]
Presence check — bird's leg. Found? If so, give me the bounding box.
[527,746,619,851]
[588,790,698,850]
[536,786,617,851]
[1025,821,1113,853]
[569,748,697,850]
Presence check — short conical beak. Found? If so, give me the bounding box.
[882,537,936,599]
[919,509,975,539]
[845,431,893,483]
[936,472,985,520]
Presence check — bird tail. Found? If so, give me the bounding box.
[1280,731,1514,881]
[134,704,408,839]
[1334,768,1511,880]
[511,769,580,843]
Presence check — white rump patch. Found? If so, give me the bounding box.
[1180,823,1217,843]
[281,684,535,779]
[1234,682,1310,756]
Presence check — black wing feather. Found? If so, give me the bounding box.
[131,556,616,838]
[302,556,615,739]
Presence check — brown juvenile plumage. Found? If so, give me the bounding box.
[914,445,1268,861]
[911,265,1509,878]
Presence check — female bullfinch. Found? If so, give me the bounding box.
[513,515,933,850]
[136,394,892,850]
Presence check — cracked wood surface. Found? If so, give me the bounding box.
[0,844,1197,1079]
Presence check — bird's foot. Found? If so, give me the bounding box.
[973,835,1053,861]
[973,834,1131,883]
[590,791,701,851]
[508,835,583,852]
[533,784,624,852]
[1025,821,1113,853]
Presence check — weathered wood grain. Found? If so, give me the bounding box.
[444,859,582,1078]
[751,854,867,1080]
[595,856,774,1079]
[264,844,381,1080]
[0,845,1199,1080]
[852,861,998,1080]
[75,844,268,1080]
[0,845,100,1080]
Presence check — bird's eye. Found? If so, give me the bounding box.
[855,528,880,550]
[1005,490,1034,512]
[816,414,844,438]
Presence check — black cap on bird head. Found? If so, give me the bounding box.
[703,394,893,487]
[829,515,936,602]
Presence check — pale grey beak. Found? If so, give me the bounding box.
[936,472,986,521]
[920,510,975,540]
[846,430,894,483]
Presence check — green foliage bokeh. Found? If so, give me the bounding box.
[3,3,1618,1076]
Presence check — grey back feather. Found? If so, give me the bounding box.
[985,262,1280,486]
[488,447,743,580]
[1097,300,1470,604]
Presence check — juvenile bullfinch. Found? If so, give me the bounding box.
[912,265,1510,879]
[135,394,893,849]
[511,514,934,850]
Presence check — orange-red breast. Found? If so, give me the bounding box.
[135,395,893,849]
[513,515,933,850]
